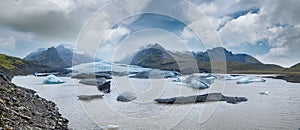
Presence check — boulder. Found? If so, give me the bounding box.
[79,78,106,86]
[77,94,104,100]
[116,91,137,102]
[97,81,111,93]
[154,93,247,104]
[72,73,112,79]
[43,75,64,84]
[259,91,269,95]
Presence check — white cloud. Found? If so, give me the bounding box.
[103,26,131,45]
[0,36,16,50]
[184,0,300,66]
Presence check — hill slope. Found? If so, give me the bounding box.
[0,54,50,80]
[288,63,300,71]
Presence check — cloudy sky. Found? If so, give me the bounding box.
[0,0,299,67]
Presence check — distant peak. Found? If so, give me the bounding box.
[149,43,165,50]
[56,43,74,50]
[207,47,231,53]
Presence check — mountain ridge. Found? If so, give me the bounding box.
[24,44,96,69]
[0,54,51,80]
[128,43,286,74]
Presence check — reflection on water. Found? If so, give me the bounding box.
[12,75,300,129]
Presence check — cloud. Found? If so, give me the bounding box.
[0,0,299,67]
[103,26,131,45]
[0,36,16,50]
[185,0,300,67]
[0,0,111,44]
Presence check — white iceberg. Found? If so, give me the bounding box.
[237,77,266,84]
[183,76,210,89]
[43,75,65,84]
[223,74,245,80]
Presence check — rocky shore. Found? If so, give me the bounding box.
[264,75,300,83]
[0,74,68,129]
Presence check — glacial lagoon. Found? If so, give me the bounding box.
[12,74,300,129]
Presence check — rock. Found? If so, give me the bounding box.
[259,91,269,95]
[77,94,104,100]
[0,75,68,129]
[154,93,247,104]
[95,72,112,79]
[265,75,300,83]
[43,75,64,84]
[79,78,106,86]
[72,73,112,79]
[0,73,9,81]
[97,81,111,93]
[116,91,137,102]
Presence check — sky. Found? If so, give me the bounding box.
[0,0,299,67]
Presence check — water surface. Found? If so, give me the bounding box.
[12,75,300,129]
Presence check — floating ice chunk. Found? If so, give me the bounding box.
[43,75,64,84]
[237,77,266,84]
[223,74,244,80]
[183,76,210,89]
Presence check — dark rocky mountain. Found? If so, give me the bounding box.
[194,47,261,64]
[24,44,96,69]
[130,43,176,68]
[130,43,198,74]
[129,43,279,74]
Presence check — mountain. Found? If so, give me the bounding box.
[0,54,50,80]
[194,47,261,64]
[288,63,300,71]
[130,43,198,74]
[24,44,96,69]
[129,43,281,74]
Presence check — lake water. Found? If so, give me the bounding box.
[12,75,300,129]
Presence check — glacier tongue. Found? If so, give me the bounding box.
[70,61,152,74]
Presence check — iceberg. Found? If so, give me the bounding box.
[43,75,65,84]
[237,77,266,84]
[129,70,181,79]
[223,74,245,80]
[183,76,211,89]
[70,61,152,75]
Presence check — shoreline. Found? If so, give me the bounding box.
[0,74,69,129]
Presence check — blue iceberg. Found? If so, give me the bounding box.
[43,75,65,84]
[183,76,211,89]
